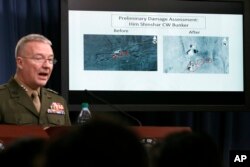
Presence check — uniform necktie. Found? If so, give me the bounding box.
[31,91,41,112]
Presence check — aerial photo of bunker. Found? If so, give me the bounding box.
[84,34,157,71]
[163,36,229,73]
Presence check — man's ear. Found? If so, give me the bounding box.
[16,57,24,69]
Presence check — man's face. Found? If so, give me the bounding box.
[16,41,54,89]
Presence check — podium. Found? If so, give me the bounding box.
[0,125,191,147]
[131,126,191,139]
[0,125,49,146]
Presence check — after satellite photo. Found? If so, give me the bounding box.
[84,34,157,71]
[163,36,229,73]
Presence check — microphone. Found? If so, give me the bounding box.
[84,89,142,126]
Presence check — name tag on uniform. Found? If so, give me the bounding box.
[47,102,65,115]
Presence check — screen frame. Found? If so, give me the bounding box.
[61,0,250,112]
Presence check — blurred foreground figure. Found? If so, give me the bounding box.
[150,131,223,167]
[45,118,149,167]
[0,137,48,167]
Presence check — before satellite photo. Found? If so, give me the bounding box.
[84,34,157,71]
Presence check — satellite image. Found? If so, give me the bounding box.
[84,34,157,71]
[163,36,229,73]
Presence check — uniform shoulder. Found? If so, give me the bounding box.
[0,84,8,97]
[44,88,66,102]
[45,88,59,94]
[0,83,8,90]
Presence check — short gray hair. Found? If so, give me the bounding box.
[15,34,52,58]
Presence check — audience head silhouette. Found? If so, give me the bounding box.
[45,118,149,167]
[151,131,223,167]
[0,137,47,167]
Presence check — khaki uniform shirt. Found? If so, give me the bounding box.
[0,78,71,126]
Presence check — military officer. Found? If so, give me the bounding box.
[0,34,71,126]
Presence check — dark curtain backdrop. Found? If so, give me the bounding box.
[0,0,60,89]
[0,0,250,166]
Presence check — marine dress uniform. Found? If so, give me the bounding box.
[0,78,71,126]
